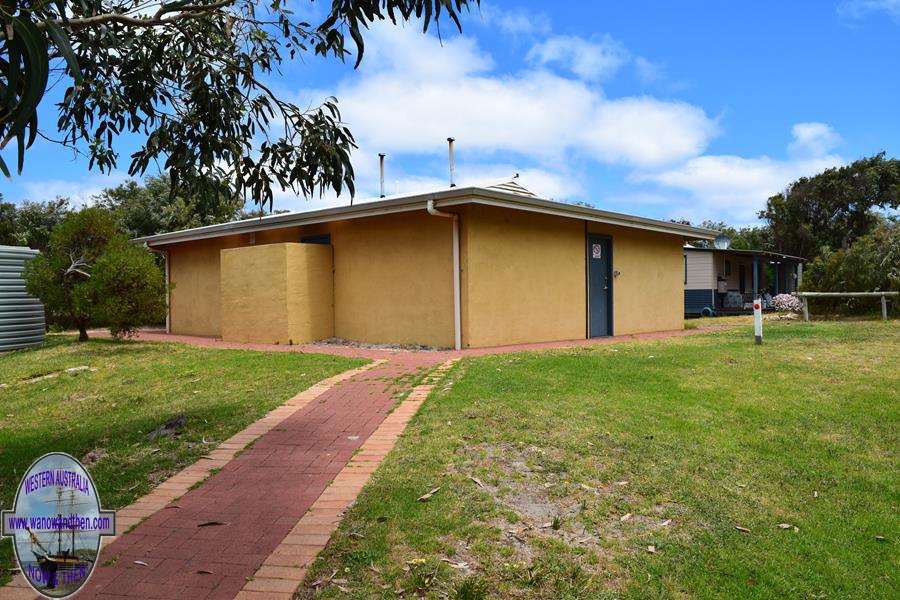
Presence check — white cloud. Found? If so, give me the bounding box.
[635,124,844,224]
[838,0,900,20]
[526,34,666,87]
[358,24,493,78]
[304,23,718,175]
[527,35,630,81]
[281,22,838,228]
[634,56,663,84]
[478,5,551,36]
[788,122,842,158]
[20,171,130,207]
[583,97,719,166]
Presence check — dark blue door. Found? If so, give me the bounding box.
[588,235,612,337]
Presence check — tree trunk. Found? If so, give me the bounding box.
[77,323,89,342]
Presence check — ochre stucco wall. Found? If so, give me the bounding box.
[220,243,290,343]
[168,235,249,336]
[588,222,685,335]
[461,205,586,348]
[167,211,454,346]
[459,206,686,347]
[330,212,455,348]
[219,243,333,344]
[286,244,334,343]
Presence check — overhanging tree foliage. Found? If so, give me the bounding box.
[760,153,900,258]
[1,1,478,207]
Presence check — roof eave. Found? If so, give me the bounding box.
[444,189,719,239]
[136,186,718,247]
[683,246,806,261]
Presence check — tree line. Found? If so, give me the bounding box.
[678,153,899,309]
[0,176,276,340]
[0,175,265,252]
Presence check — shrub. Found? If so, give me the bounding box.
[91,241,167,338]
[802,220,899,313]
[771,293,802,313]
[24,208,166,340]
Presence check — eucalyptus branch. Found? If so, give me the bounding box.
[1,0,479,203]
[0,0,238,38]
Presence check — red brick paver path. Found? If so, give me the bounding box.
[236,359,459,599]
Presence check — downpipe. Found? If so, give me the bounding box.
[427,199,462,350]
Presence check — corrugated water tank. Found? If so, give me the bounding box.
[0,245,46,351]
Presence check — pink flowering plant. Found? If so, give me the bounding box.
[771,293,803,313]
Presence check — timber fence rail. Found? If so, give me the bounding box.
[797,291,899,321]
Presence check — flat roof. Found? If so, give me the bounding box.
[136,181,719,247]
[684,245,805,262]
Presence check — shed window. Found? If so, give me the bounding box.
[724,259,732,276]
[301,234,331,245]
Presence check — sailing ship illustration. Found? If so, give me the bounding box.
[24,488,94,592]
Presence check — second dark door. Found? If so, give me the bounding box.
[588,235,612,337]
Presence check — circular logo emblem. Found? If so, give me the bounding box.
[2,453,115,598]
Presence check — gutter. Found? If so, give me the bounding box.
[135,186,718,247]
[426,199,462,351]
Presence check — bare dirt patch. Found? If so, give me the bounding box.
[457,442,685,578]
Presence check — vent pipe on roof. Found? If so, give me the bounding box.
[447,137,456,187]
[379,153,386,198]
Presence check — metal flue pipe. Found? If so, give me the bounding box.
[378,153,386,198]
[447,137,456,187]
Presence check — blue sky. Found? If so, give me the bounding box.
[2,0,899,225]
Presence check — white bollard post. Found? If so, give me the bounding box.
[754,298,763,345]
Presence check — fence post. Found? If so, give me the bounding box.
[754,298,763,344]
[882,294,888,320]
[802,296,809,322]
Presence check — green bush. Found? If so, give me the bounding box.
[91,241,167,338]
[802,220,900,313]
[24,208,166,340]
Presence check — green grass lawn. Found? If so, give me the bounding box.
[0,335,365,584]
[303,321,899,599]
